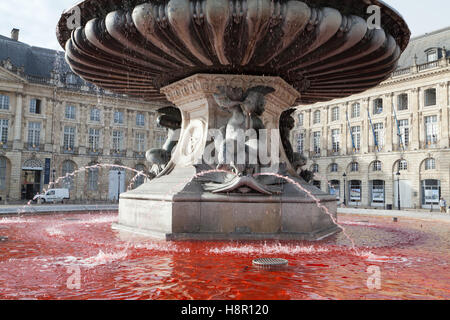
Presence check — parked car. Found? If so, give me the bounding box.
[33,189,70,204]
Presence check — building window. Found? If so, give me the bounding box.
[313,110,321,125]
[298,113,304,127]
[0,95,10,110]
[371,180,385,204]
[425,115,438,146]
[349,180,362,203]
[398,160,408,171]
[397,119,410,147]
[90,108,101,122]
[372,161,382,172]
[427,51,438,62]
[88,128,100,151]
[136,113,145,127]
[63,126,76,151]
[422,179,440,206]
[351,103,360,118]
[135,132,146,153]
[373,123,384,148]
[112,130,124,151]
[424,88,437,107]
[330,163,338,173]
[350,162,359,172]
[331,129,340,153]
[29,99,41,114]
[425,158,436,171]
[313,131,321,155]
[351,126,361,152]
[66,73,77,85]
[155,134,166,149]
[62,161,75,190]
[87,166,99,191]
[331,107,340,122]
[114,111,124,124]
[27,122,41,147]
[0,119,8,144]
[66,105,77,120]
[135,164,146,188]
[312,164,319,173]
[297,132,304,154]
[329,180,340,200]
[398,94,408,111]
[373,98,383,115]
[0,157,6,191]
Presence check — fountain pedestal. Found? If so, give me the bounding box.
[115,74,338,240]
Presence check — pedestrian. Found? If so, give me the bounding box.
[439,197,447,213]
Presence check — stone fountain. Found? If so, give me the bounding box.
[57,0,409,240]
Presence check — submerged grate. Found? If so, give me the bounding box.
[253,258,289,268]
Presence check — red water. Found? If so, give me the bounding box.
[0,212,449,300]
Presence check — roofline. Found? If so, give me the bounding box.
[410,26,450,42]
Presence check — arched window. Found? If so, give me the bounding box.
[398,160,408,171]
[0,157,6,191]
[372,161,382,172]
[62,161,76,190]
[330,163,338,173]
[312,164,319,173]
[425,158,436,171]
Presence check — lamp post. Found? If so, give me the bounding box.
[396,170,401,211]
[343,173,347,206]
[117,171,122,202]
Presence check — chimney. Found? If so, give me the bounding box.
[11,28,19,41]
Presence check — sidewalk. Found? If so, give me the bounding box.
[338,207,450,222]
[0,204,119,215]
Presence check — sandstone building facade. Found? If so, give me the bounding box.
[292,27,450,209]
[0,31,166,202]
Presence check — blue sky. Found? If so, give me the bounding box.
[0,0,449,50]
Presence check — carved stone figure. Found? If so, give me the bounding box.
[146,106,182,177]
[213,86,275,175]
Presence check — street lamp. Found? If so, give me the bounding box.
[117,171,122,202]
[396,170,401,210]
[343,173,347,206]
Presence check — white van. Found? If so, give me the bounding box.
[33,189,70,204]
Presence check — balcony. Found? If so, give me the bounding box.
[27,144,41,152]
[134,151,146,159]
[418,61,439,71]
[61,147,78,155]
[0,142,11,150]
[87,149,103,156]
[111,149,126,157]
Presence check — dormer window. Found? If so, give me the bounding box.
[427,50,438,62]
[66,73,78,85]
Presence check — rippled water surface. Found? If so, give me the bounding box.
[0,212,449,300]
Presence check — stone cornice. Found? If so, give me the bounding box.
[161,74,300,108]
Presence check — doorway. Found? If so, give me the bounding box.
[22,170,42,200]
[108,170,125,201]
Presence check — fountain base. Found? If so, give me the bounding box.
[115,167,339,241]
